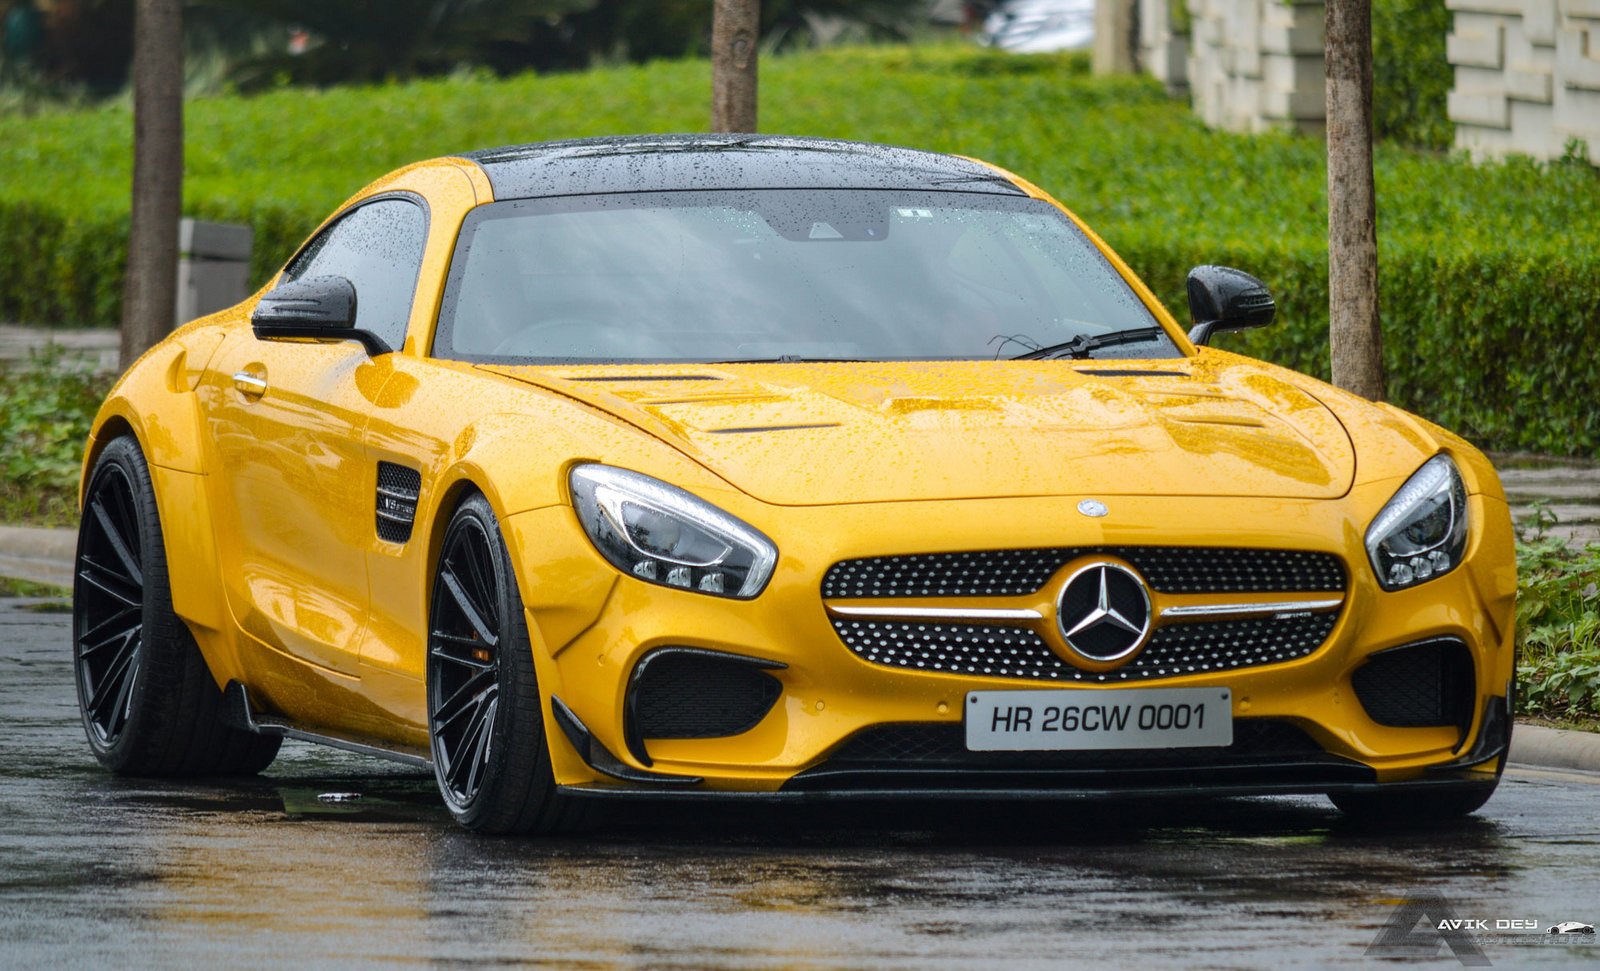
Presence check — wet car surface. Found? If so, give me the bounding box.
[3,599,1597,968]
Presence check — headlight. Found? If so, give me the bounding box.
[1365,454,1469,591]
[570,464,777,599]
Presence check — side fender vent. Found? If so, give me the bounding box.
[375,462,421,543]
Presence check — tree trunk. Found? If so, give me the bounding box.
[1325,0,1384,401]
[120,0,183,367]
[711,0,759,133]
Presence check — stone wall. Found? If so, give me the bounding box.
[1135,0,1600,162]
[1183,0,1327,133]
[1138,0,1190,92]
[1447,0,1600,160]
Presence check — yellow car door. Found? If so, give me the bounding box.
[199,197,429,688]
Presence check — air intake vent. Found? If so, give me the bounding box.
[1351,638,1475,730]
[622,648,784,764]
[375,462,421,543]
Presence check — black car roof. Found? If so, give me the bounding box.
[460,134,1028,200]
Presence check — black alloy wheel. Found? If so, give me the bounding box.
[426,493,587,834]
[73,436,281,775]
[75,453,147,747]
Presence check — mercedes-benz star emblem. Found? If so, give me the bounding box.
[1057,562,1152,662]
[1077,499,1108,518]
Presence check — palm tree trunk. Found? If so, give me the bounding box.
[121,0,183,367]
[1325,0,1384,400]
[712,0,759,133]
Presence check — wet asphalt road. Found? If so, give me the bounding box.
[3,600,1598,970]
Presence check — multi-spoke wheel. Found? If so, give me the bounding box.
[76,454,148,747]
[427,493,586,834]
[73,436,281,775]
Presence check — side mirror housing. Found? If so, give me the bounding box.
[1185,265,1276,346]
[251,275,389,355]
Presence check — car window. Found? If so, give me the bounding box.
[287,198,427,351]
[432,189,1176,364]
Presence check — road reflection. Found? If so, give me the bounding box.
[53,746,1531,968]
[3,602,1592,969]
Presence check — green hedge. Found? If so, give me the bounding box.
[2,46,1598,456]
[1126,239,1600,456]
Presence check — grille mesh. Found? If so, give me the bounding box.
[632,651,782,739]
[822,546,1345,599]
[1351,639,1475,728]
[832,612,1338,682]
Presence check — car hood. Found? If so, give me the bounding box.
[481,358,1356,506]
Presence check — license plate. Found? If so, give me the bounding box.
[965,687,1233,751]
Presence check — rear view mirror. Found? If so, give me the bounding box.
[1185,265,1276,346]
[251,275,389,355]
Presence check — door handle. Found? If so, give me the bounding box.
[232,370,268,397]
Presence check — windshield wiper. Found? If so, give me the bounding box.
[924,174,1029,194]
[1008,327,1167,361]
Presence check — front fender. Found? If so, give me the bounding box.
[80,324,235,657]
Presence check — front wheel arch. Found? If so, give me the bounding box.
[78,413,139,510]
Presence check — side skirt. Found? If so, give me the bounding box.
[222,681,433,769]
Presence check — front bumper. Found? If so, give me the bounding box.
[503,484,1518,799]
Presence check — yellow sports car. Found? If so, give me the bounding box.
[74,135,1517,833]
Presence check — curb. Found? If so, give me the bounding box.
[1510,724,1600,774]
[0,525,75,589]
[0,523,1598,773]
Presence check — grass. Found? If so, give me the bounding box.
[0,480,80,529]
[0,575,71,599]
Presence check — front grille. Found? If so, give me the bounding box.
[832,612,1338,682]
[1351,638,1476,729]
[629,650,782,739]
[822,546,1345,599]
[826,719,1326,768]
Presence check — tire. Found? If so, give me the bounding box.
[1328,779,1499,824]
[426,493,588,835]
[73,435,282,776]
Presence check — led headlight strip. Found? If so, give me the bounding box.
[1365,454,1469,591]
[570,464,777,599]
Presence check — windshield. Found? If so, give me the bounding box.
[432,189,1179,363]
